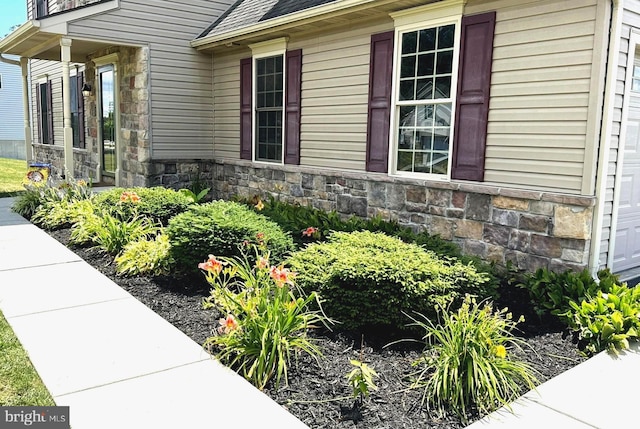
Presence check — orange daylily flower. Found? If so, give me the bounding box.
[198,255,224,274]
[302,226,318,237]
[218,314,239,334]
[269,265,296,288]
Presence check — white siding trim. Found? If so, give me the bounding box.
[590,0,622,275]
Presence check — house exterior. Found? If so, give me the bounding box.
[0,0,639,278]
[0,54,26,160]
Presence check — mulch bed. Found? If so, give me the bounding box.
[48,228,586,429]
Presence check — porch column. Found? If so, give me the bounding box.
[60,38,74,179]
[20,57,33,163]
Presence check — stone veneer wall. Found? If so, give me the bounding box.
[211,159,595,273]
[86,46,150,186]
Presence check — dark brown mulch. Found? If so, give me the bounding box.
[47,228,586,429]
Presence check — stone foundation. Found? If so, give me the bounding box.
[212,159,595,272]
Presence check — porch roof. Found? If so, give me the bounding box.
[0,0,120,63]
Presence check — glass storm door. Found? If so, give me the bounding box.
[99,65,116,175]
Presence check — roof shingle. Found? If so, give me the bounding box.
[198,0,341,39]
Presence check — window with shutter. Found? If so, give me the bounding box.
[370,2,495,182]
[37,80,54,145]
[64,73,86,149]
[240,42,302,164]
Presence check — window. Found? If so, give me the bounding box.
[0,74,2,89]
[255,55,284,162]
[241,38,301,165]
[632,65,640,92]
[395,23,457,177]
[37,80,54,145]
[364,2,494,180]
[35,0,48,18]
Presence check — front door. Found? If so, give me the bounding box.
[613,91,640,272]
[98,65,116,177]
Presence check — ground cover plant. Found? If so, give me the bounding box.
[22,184,590,428]
[0,310,54,406]
[520,268,640,354]
[0,157,26,196]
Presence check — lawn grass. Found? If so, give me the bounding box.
[0,310,55,406]
[0,158,27,197]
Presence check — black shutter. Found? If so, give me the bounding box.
[284,49,302,165]
[240,57,252,160]
[366,31,394,173]
[451,12,496,181]
[36,82,43,144]
[46,80,54,145]
[78,72,85,148]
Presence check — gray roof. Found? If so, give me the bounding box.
[197,0,340,39]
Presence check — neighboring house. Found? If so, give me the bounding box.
[0,0,639,279]
[0,54,26,160]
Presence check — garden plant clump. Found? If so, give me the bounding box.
[17,184,592,428]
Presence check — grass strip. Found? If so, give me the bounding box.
[0,310,55,406]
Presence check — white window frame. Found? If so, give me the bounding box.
[249,38,288,164]
[389,1,463,181]
[0,74,3,89]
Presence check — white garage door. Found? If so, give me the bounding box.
[613,94,640,272]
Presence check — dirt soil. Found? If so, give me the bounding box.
[48,228,586,429]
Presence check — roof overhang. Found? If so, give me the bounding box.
[191,0,440,52]
[0,0,121,62]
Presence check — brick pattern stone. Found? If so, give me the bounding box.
[211,160,595,273]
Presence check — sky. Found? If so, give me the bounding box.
[0,0,27,38]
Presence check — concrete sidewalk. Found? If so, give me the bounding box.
[1,196,639,429]
[0,197,308,429]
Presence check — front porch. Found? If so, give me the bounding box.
[0,0,147,186]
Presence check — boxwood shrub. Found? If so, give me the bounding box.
[166,200,294,271]
[94,187,192,225]
[288,231,492,331]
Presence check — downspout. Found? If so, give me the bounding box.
[590,0,622,275]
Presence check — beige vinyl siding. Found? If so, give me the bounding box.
[212,0,604,191]
[212,51,243,159]
[66,0,234,160]
[212,21,391,168]
[599,0,640,268]
[466,0,600,193]
[290,21,392,171]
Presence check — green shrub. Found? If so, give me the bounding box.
[567,283,640,355]
[409,296,537,420]
[288,231,492,331]
[31,199,96,230]
[166,200,294,271]
[115,234,174,276]
[519,268,622,318]
[12,179,93,220]
[94,187,192,225]
[201,253,325,390]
